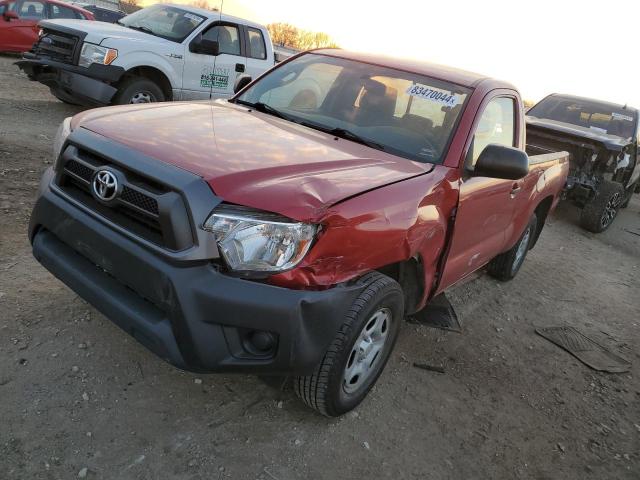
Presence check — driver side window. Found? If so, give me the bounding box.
[203,24,240,56]
[469,97,515,167]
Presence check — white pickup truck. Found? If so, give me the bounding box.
[17,3,274,105]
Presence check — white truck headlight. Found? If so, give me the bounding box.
[52,116,72,161]
[78,43,118,68]
[203,206,316,273]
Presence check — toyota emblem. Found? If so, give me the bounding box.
[92,170,118,201]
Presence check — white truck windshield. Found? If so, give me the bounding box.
[118,5,205,43]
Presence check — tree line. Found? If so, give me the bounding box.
[267,23,339,50]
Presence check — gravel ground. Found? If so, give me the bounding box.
[1,54,639,480]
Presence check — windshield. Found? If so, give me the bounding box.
[527,95,637,139]
[236,53,471,164]
[118,5,205,43]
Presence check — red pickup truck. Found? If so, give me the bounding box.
[29,49,569,416]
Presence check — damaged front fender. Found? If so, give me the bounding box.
[269,165,459,308]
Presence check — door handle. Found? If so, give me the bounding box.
[235,63,245,73]
[510,183,522,196]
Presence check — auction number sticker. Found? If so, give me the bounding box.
[612,112,633,122]
[184,13,203,23]
[407,84,459,107]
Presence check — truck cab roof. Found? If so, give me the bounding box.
[161,3,268,31]
[314,48,518,92]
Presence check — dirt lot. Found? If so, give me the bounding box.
[1,54,639,480]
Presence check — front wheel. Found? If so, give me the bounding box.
[294,272,404,417]
[579,180,624,232]
[487,214,538,281]
[113,77,165,105]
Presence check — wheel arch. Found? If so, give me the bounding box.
[121,65,173,101]
[375,256,425,316]
[531,195,554,247]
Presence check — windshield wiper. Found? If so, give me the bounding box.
[126,24,154,35]
[236,100,295,122]
[302,124,385,152]
[235,101,385,151]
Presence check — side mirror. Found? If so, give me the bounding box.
[190,35,219,56]
[3,10,19,20]
[473,144,529,180]
[233,74,252,94]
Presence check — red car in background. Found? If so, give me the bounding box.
[0,0,93,53]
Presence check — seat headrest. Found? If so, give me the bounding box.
[357,79,397,125]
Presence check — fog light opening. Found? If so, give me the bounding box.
[249,331,277,352]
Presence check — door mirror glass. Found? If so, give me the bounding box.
[473,144,529,180]
[4,10,19,20]
[233,74,252,94]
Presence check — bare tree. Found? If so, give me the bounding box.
[120,0,142,14]
[267,22,338,50]
[267,23,299,47]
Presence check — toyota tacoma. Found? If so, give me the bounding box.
[29,50,569,416]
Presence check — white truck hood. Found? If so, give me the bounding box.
[39,19,172,47]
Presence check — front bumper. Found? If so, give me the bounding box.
[16,55,124,105]
[29,171,365,374]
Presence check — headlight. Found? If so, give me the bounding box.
[78,43,118,68]
[52,116,72,162]
[203,206,316,273]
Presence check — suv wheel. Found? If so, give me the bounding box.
[294,272,403,417]
[580,180,624,232]
[113,77,165,105]
[487,213,538,281]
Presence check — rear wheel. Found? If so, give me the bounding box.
[294,272,403,417]
[487,214,537,281]
[113,77,165,105]
[579,180,624,232]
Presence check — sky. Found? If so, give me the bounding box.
[160,0,640,107]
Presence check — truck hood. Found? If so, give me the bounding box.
[526,116,630,152]
[73,101,433,221]
[39,19,170,46]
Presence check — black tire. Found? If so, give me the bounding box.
[294,272,404,417]
[113,77,165,105]
[50,87,81,106]
[487,214,538,281]
[579,180,624,232]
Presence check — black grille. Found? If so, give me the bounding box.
[64,159,93,182]
[56,146,193,251]
[33,30,79,65]
[121,186,159,216]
